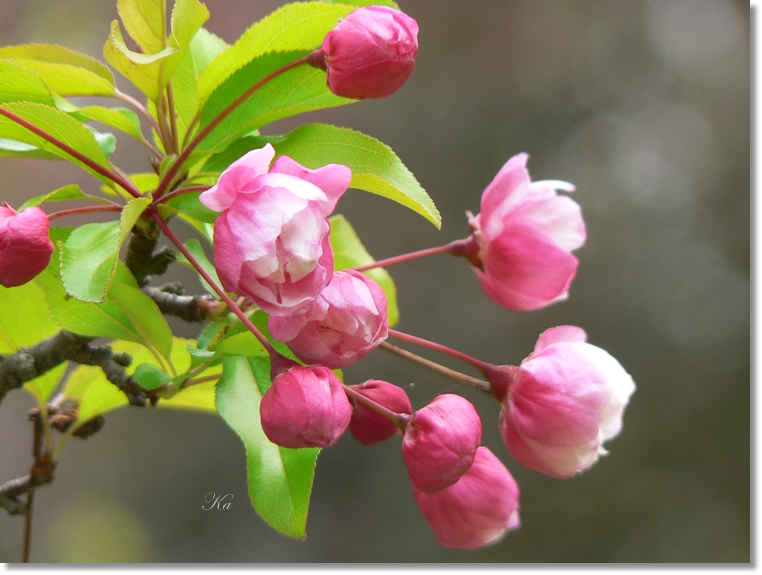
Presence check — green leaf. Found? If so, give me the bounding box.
[156,377,218,412]
[281,124,440,228]
[69,106,145,143]
[216,355,319,539]
[65,364,128,424]
[197,2,359,106]
[0,138,58,160]
[133,362,173,390]
[174,237,220,295]
[169,0,211,54]
[0,102,115,184]
[329,214,399,326]
[104,21,178,102]
[87,125,117,158]
[205,123,440,228]
[0,44,116,97]
[117,0,167,55]
[20,184,91,209]
[172,28,229,145]
[0,281,67,402]
[163,191,218,223]
[34,227,141,345]
[107,283,174,365]
[212,331,269,358]
[196,51,350,156]
[0,60,54,105]
[60,197,150,303]
[104,0,208,102]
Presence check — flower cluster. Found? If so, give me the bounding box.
[188,5,635,550]
[0,0,640,558]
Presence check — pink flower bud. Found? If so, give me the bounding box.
[496,326,636,478]
[465,153,586,311]
[348,380,412,445]
[0,205,54,288]
[402,394,481,492]
[200,144,352,315]
[312,6,419,99]
[259,365,352,449]
[413,447,520,549]
[268,270,388,368]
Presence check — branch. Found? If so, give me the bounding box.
[124,219,177,286]
[143,283,221,323]
[0,476,33,516]
[0,330,149,407]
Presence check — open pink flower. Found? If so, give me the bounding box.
[259,365,352,449]
[200,144,352,315]
[268,270,388,369]
[0,205,53,288]
[493,326,636,479]
[402,394,482,492]
[466,153,585,311]
[309,6,419,99]
[414,447,520,549]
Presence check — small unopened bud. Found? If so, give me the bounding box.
[311,6,419,99]
[348,380,412,445]
[0,204,54,287]
[413,447,520,549]
[401,394,481,492]
[260,365,352,449]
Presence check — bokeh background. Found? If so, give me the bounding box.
[0,0,750,563]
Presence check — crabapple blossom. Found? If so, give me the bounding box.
[199,144,351,315]
[402,394,481,492]
[308,6,419,99]
[489,325,636,479]
[348,379,412,445]
[413,446,520,549]
[0,204,54,288]
[268,269,388,369]
[463,153,586,311]
[259,365,352,449]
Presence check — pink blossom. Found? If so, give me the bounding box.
[466,153,586,311]
[414,447,520,549]
[348,380,412,445]
[200,144,352,315]
[309,6,418,99]
[494,326,636,479]
[259,365,352,449]
[0,205,53,288]
[402,394,482,492]
[268,270,388,368]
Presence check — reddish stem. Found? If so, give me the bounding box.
[387,328,490,372]
[154,56,310,199]
[47,205,123,221]
[351,237,476,272]
[150,211,280,360]
[152,185,211,207]
[379,342,491,393]
[0,106,142,199]
[342,383,410,430]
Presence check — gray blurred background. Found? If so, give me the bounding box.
[0,0,750,563]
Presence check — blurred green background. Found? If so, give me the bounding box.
[0,0,750,563]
